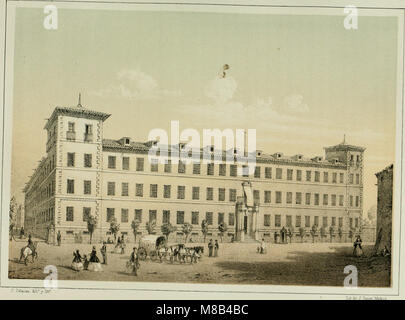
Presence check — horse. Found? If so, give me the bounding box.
[185,246,204,263]
[157,246,169,263]
[19,242,38,265]
[168,244,187,263]
[176,244,188,263]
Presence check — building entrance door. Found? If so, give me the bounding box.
[244,216,248,234]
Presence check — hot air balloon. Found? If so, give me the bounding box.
[222,64,230,78]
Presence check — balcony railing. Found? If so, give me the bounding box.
[66,131,76,141]
[84,133,93,142]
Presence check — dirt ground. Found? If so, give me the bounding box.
[8,239,390,287]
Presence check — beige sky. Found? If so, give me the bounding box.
[10,7,398,215]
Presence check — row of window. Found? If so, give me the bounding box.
[264,214,359,228]
[66,153,361,184]
[34,207,55,224]
[66,122,93,142]
[65,207,360,229]
[26,154,57,200]
[65,207,236,226]
[67,153,93,168]
[66,179,361,208]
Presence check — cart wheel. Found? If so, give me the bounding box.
[150,251,157,261]
[138,248,147,261]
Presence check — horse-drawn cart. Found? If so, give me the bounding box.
[137,235,166,261]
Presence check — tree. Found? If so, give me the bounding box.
[201,219,209,243]
[86,215,97,244]
[161,222,176,241]
[182,223,193,243]
[146,220,156,235]
[299,227,306,243]
[338,227,343,242]
[131,219,141,243]
[329,226,335,243]
[109,217,120,242]
[310,224,318,243]
[9,196,17,240]
[218,222,228,243]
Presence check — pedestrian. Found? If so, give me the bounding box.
[100,242,107,265]
[129,247,139,276]
[88,246,102,271]
[214,240,219,257]
[57,231,61,246]
[115,235,122,253]
[120,235,126,254]
[274,231,279,244]
[83,254,89,270]
[208,239,214,257]
[353,235,363,257]
[71,250,83,271]
[89,246,100,263]
[20,227,25,239]
[287,228,292,244]
[260,238,266,254]
[280,227,286,244]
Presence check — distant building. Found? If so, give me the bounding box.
[23,102,365,243]
[374,164,393,254]
[15,204,24,230]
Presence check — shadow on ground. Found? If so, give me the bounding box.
[214,245,391,287]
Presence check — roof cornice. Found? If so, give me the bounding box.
[44,106,111,129]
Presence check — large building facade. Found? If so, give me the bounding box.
[24,104,365,244]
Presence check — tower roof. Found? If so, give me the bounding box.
[44,106,111,129]
[324,141,365,153]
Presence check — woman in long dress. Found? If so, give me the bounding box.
[353,235,363,257]
[88,246,102,271]
[71,250,84,271]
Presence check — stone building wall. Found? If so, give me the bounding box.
[374,164,393,254]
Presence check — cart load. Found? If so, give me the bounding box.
[137,235,166,261]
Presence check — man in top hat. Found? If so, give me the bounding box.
[57,231,62,246]
[100,242,107,265]
[129,247,139,276]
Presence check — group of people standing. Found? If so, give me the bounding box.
[115,235,126,254]
[70,238,140,276]
[274,227,292,244]
[207,239,219,257]
[71,246,103,272]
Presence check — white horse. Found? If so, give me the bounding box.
[19,242,38,265]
